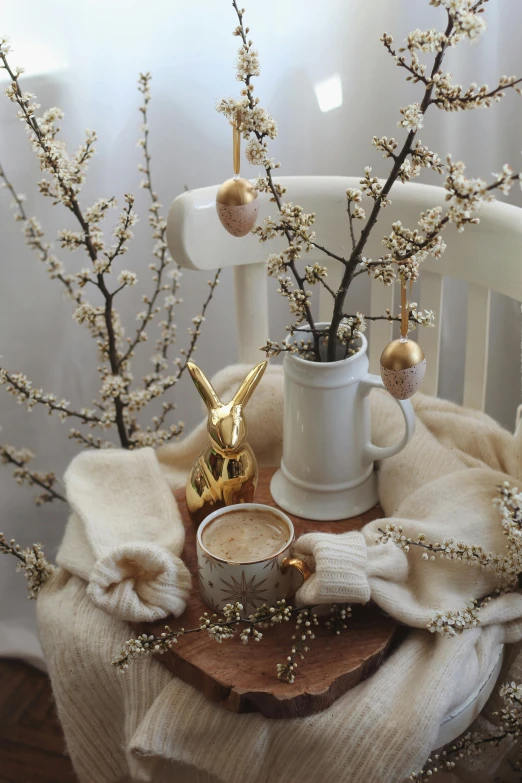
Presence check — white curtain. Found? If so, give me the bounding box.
[1,0,521,666]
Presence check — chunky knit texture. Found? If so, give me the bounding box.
[58,447,191,621]
[37,364,522,783]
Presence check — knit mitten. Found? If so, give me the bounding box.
[293,528,409,608]
[58,447,191,622]
[294,531,372,605]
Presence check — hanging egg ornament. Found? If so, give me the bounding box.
[380,277,426,399]
[216,108,259,237]
[380,338,426,399]
[216,176,259,237]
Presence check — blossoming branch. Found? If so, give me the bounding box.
[112,600,342,684]
[218,0,522,361]
[378,481,522,636]
[0,533,54,600]
[0,53,220,582]
[410,681,522,779]
[0,53,220,465]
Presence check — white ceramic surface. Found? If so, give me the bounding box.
[270,328,416,521]
[196,503,296,613]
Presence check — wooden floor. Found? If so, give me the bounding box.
[0,659,77,783]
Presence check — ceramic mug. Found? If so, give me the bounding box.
[196,503,310,614]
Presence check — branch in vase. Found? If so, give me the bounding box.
[310,242,348,266]
[344,313,398,323]
[225,2,321,358]
[261,339,316,360]
[383,37,429,85]
[0,445,66,503]
[430,74,522,112]
[326,16,455,359]
[222,2,522,363]
[68,430,107,450]
[309,268,336,298]
[346,189,366,252]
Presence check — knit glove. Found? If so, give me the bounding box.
[57,447,191,622]
[294,530,407,607]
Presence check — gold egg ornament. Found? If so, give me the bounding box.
[380,279,426,400]
[380,338,426,399]
[216,176,259,237]
[216,108,259,237]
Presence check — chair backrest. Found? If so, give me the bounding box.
[166,176,522,410]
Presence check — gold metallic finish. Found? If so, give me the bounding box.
[216,108,258,236]
[232,108,242,176]
[186,360,268,527]
[216,177,258,207]
[281,556,312,585]
[380,338,425,371]
[401,280,408,339]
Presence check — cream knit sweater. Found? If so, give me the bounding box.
[37,365,522,783]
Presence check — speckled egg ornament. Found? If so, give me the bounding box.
[216,177,259,237]
[380,280,426,400]
[380,338,426,399]
[216,109,259,237]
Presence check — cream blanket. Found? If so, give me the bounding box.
[37,365,522,783]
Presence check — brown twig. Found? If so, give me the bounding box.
[0,445,66,503]
[1,52,131,448]
[0,370,103,425]
[231,0,321,358]
[325,12,455,360]
[150,271,221,403]
[347,200,357,253]
[431,76,522,108]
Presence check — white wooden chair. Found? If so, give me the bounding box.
[166,176,522,747]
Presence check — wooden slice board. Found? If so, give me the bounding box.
[136,467,397,719]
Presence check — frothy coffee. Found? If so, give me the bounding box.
[201,509,290,563]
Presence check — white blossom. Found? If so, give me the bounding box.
[236,44,260,80]
[245,137,270,166]
[398,102,424,132]
[118,270,138,286]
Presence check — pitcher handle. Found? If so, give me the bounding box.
[359,373,415,463]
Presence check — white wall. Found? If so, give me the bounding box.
[1,0,521,664]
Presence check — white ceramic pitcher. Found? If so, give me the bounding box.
[270,327,415,521]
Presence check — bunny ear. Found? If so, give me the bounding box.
[231,361,267,409]
[187,362,222,410]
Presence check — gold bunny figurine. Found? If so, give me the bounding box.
[185,360,267,526]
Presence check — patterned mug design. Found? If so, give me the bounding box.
[196,503,310,614]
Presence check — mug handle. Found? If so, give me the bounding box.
[359,373,416,464]
[281,557,312,587]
